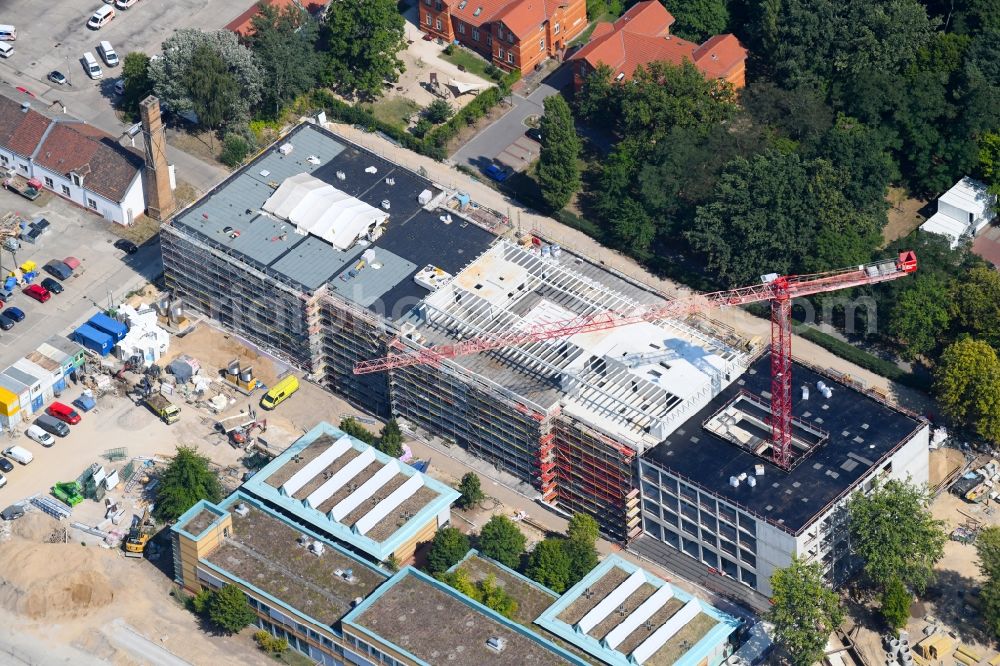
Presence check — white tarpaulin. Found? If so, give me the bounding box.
[263,173,389,250]
[449,79,489,94]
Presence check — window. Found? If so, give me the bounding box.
[435,18,442,30]
[680,483,697,502]
[0,155,7,164]
[425,13,432,25]
[507,52,514,64]
[644,518,662,540]
[43,177,53,188]
[71,173,81,186]
[435,0,442,9]
[498,26,504,40]
[458,22,465,34]
[486,34,492,46]
[680,500,698,521]
[61,184,70,196]
[643,499,659,517]
[424,0,430,5]
[19,163,27,173]
[472,27,479,40]
[682,537,699,558]
[682,519,697,536]
[539,39,545,50]
[554,22,560,34]
[87,198,97,210]
[498,48,504,59]
[663,528,679,548]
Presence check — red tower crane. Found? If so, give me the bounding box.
[354,251,918,469]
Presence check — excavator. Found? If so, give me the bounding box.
[124,508,153,558]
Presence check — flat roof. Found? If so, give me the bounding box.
[196,493,387,627]
[535,555,739,666]
[242,422,459,561]
[405,241,749,447]
[344,568,587,665]
[170,123,494,314]
[643,354,926,533]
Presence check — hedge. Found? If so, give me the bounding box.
[311,70,520,163]
[798,327,931,391]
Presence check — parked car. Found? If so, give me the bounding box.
[23,284,50,302]
[87,6,115,30]
[114,239,138,254]
[0,315,12,331]
[525,127,543,142]
[0,458,12,473]
[114,80,124,95]
[482,163,510,182]
[0,473,6,489]
[44,260,72,280]
[46,401,81,425]
[3,446,32,465]
[34,414,69,438]
[40,278,62,294]
[25,425,54,447]
[47,71,66,85]
[4,306,24,322]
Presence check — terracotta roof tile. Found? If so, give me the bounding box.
[225,0,328,37]
[34,123,144,203]
[692,33,748,78]
[449,0,516,28]
[494,0,546,37]
[0,96,52,158]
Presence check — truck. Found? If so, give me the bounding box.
[3,173,42,200]
[145,393,180,424]
[123,508,153,558]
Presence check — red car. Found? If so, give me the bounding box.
[23,284,50,302]
[46,401,81,425]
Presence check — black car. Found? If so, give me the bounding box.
[40,277,63,294]
[114,239,138,254]
[0,315,13,331]
[0,458,12,473]
[1,504,24,521]
[525,127,543,142]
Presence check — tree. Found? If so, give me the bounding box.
[526,538,573,593]
[207,584,257,634]
[935,338,1000,442]
[121,52,153,120]
[149,29,262,126]
[813,116,896,216]
[426,527,470,574]
[950,267,1000,349]
[457,472,484,510]
[436,567,481,600]
[881,576,911,632]
[980,132,1000,197]
[668,0,729,42]
[323,0,406,99]
[220,133,253,168]
[563,537,600,587]
[768,558,844,666]
[976,527,1000,639]
[339,417,376,445]
[424,99,453,124]
[567,513,600,545]
[246,2,322,117]
[848,478,946,594]
[378,419,403,458]
[154,446,223,522]
[480,573,519,619]
[536,95,581,211]
[574,64,619,129]
[478,515,526,569]
[887,275,952,359]
[187,45,240,133]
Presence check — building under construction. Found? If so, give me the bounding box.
[161,122,928,600]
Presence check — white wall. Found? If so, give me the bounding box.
[31,163,142,226]
[939,200,974,226]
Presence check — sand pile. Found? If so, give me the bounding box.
[165,325,280,386]
[0,538,114,620]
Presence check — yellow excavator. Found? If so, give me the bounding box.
[124,508,153,558]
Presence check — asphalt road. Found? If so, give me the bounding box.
[450,64,571,174]
[0,0,241,194]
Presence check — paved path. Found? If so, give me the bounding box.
[450,64,572,173]
[107,619,193,666]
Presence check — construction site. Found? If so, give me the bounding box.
[159,120,931,604]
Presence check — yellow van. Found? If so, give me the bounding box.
[261,375,299,409]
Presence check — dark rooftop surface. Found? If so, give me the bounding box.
[643,353,925,533]
[352,572,576,665]
[170,122,494,318]
[204,504,385,626]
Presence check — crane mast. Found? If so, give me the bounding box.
[355,251,917,469]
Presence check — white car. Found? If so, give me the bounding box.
[25,424,54,447]
[3,446,32,465]
[0,473,6,488]
[115,0,139,8]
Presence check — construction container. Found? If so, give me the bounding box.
[12,357,55,403]
[45,335,85,370]
[87,312,128,342]
[0,385,19,418]
[4,364,44,412]
[72,324,114,356]
[0,372,31,415]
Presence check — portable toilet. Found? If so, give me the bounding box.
[23,350,64,395]
[4,365,43,413]
[72,324,114,356]
[12,358,54,403]
[88,312,128,343]
[0,373,31,416]
[0,384,20,430]
[45,335,86,371]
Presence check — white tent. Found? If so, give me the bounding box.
[263,173,389,250]
[920,213,969,249]
[448,79,490,95]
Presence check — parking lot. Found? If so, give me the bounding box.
[0,186,159,368]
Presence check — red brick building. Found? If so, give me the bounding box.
[568,0,747,90]
[418,0,589,75]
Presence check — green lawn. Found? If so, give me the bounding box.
[569,13,614,47]
[439,47,496,81]
[363,96,421,130]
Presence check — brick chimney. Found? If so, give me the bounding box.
[139,96,175,221]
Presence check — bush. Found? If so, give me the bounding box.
[221,133,253,168]
[485,63,504,81]
[207,584,257,634]
[443,44,455,56]
[253,630,289,655]
[188,588,213,615]
[425,99,454,124]
[411,117,433,138]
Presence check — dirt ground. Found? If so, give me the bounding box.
[929,447,967,491]
[883,187,928,246]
